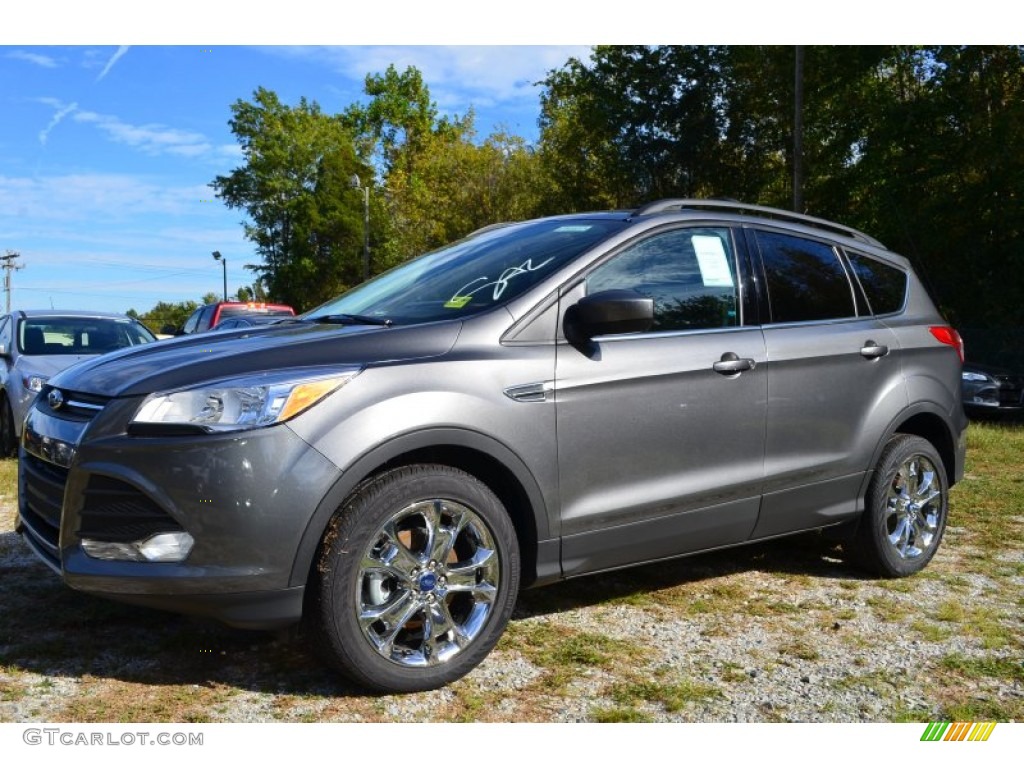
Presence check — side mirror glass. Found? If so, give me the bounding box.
[563,289,654,346]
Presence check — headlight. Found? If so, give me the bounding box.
[130,367,361,434]
[22,374,49,392]
[961,371,992,383]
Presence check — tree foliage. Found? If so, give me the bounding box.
[208,48,1023,342]
[137,300,199,334]
[211,88,371,311]
[537,45,1024,334]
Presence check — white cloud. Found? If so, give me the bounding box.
[262,45,589,113]
[72,110,212,157]
[6,50,58,68]
[37,99,78,145]
[0,173,212,222]
[96,45,130,81]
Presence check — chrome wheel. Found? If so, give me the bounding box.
[884,455,942,560]
[313,465,519,692]
[357,498,501,668]
[852,434,948,578]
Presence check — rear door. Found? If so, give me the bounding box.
[555,225,767,576]
[749,229,906,538]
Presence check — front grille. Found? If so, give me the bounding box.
[79,475,183,543]
[20,453,68,560]
[39,386,111,422]
[994,377,1024,406]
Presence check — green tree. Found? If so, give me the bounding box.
[139,300,199,333]
[212,87,371,311]
[346,66,545,263]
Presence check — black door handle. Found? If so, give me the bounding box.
[861,340,889,359]
[713,352,755,374]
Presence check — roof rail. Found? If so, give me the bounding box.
[632,199,885,248]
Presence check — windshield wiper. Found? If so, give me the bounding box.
[309,313,393,327]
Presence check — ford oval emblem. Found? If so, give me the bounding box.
[47,389,64,411]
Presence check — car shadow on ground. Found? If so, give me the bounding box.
[0,529,865,703]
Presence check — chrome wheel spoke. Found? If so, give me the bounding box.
[360,589,414,628]
[428,502,469,565]
[367,594,421,655]
[888,515,911,556]
[380,520,424,572]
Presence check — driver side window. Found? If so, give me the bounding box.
[586,227,740,332]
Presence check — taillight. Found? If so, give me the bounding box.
[929,326,964,363]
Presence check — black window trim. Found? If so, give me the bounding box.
[746,225,864,328]
[841,246,910,318]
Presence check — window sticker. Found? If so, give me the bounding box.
[444,296,473,309]
[554,225,593,232]
[692,235,734,288]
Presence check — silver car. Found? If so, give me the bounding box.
[0,310,156,455]
[17,201,968,693]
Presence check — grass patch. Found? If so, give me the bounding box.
[608,677,720,712]
[932,600,966,623]
[865,594,909,622]
[499,621,650,692]
[590,706,654,723]
[777,640,821,662]
[910,620,951,642]
[939,653,1024,684]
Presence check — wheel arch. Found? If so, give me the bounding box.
[887,409,958,488]
[289,427,552,591]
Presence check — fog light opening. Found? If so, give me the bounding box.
[81,532,194,563]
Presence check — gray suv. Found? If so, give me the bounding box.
[17,200,967,693]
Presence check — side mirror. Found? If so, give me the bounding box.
[563,289,654,346]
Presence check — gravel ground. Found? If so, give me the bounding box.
[1,492,1021,723]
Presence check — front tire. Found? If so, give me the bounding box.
[852,434,949,577]
[310,464,520,693]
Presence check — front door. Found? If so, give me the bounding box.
[555,226,767,576]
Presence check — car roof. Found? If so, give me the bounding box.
[13,310,139,319]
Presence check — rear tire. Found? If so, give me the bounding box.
[309,464,520,693]
[851,434,948,577]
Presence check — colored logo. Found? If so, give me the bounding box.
[921,722,997,742]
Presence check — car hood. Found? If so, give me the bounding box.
[48,321,462,398]
[16,353,102,379]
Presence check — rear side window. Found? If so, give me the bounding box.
[586,227,740,332]
[756,230,855,323]
[847,251,907,315]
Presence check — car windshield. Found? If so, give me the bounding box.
[18,317,156,356]
[305,218,629,324]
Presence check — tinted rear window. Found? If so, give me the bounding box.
[847,251,907,315]
[756,230,856,323]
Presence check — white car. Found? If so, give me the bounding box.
[0,310,157,456]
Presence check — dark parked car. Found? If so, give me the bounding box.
[961,362,1024,418]
[17,200,967,693]
[180,301,295,334]
[212,314,289,331]
[0,310,156,456]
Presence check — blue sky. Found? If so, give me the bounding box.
[1,3,1008,316]
[0,44,592,314]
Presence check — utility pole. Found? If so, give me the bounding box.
[1,251,23,313]
[793,45,805,213]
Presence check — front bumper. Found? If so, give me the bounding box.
[17,397,342,629]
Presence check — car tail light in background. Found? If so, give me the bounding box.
[929,326,965,363]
